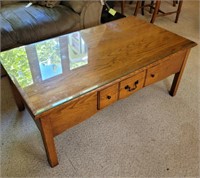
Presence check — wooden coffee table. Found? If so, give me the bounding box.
[0,16,196,167]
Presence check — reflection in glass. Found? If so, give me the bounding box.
[0,32,89,90]
[0,47,33,88]
[68,32,88,70]
[36,38,62,80]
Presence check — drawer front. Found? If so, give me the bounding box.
[145,50,185,86]
[98,83,119,109]
[119,71,145,99]
[48,92,97,136]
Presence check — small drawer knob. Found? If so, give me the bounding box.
[107,95,111,100]
[151,74,155,78]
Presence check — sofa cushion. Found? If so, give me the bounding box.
[61,1,85,14]
[0,3,80,51]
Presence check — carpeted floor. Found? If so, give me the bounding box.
[1,1,199,177]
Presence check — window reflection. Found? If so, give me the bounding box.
[0,47,33,88]
[68,32,88,70]
[0,31,89,89]
[36,38,63,80]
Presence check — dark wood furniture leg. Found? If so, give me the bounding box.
[150,0,161,23]
[169,49,191,96]
[121,0,125,15]
[175,0,183,23]
[173,0,178,7]
[134,1,141,16]
[149,0,154,13]
[9,78,25,111]
[40,117,59,167]
[141,0,145,15]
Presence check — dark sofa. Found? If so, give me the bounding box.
[0,0,103,51]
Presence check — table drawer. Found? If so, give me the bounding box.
[119,71,145,99]
[49,92,97,136]
[145,50,185,86]
[98,83,119,110]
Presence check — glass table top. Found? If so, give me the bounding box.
[0,17,195,116]
[1,32,88,88]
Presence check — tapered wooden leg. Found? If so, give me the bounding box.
[134,1,141,16]
[169,49,191,96]
[141,0,145,15]
[173,0,176,7]
[149,0,154,13]
[150,0,161,23]
[121,0,125,15]
[9,78,25,111]
[175,0,183,23]
[40,117,58,167]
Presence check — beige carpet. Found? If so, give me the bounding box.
[1,1,199,177]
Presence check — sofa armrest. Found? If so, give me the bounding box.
[80,1,103,29]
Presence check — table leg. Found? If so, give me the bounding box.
[175,0,183,23]
[150,0,161,23]
[40,117,58,167]
[169,49,191,96]
[141,0,145,15]
[121,0,125,15]
[134,1,141,16]
[9,78,25,111]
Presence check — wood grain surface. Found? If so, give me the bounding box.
[3,16,196,116]
[145,50,186,86]
[119,70,145,99]
[49,92,97,136]
[2,16,197,168]
[98,83,119,109]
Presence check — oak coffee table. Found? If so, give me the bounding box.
[0,16,196,167]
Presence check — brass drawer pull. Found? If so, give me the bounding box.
[107,95,112,99]
[125,80,139,92]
